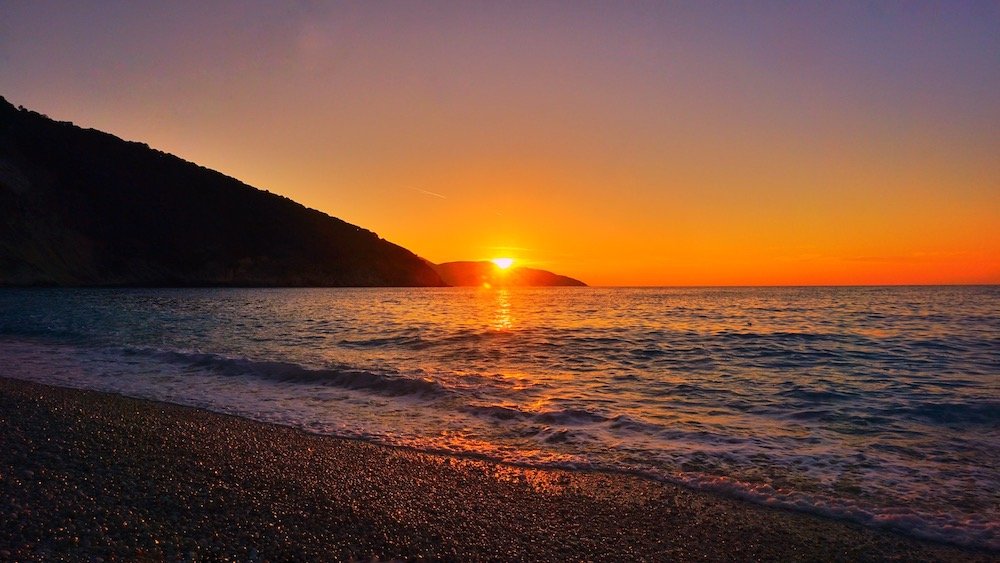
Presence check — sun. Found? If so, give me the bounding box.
[492,257,514,270]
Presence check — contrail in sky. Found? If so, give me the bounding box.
[408,187,447,200]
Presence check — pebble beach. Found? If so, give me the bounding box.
[0,377,991,562]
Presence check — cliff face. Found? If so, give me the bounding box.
[0,97,444,287]
[434,261,586,287]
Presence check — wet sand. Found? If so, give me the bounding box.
[0,377,991,561]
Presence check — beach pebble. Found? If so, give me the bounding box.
[0,378,988,562]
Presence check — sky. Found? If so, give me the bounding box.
[2,1,997,285]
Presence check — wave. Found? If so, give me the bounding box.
[777,388,856,402]
[338,334,434,350]
[888,400,1000,426]
[121,347,449,398]
[0,325,89,343]
[461,403,667,436]
[668,473,999,552]
[338,328,517,350]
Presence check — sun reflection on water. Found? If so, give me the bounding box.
[492,288,513,331]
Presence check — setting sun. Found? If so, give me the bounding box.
[492,258,514,270]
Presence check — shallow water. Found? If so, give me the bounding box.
[0,286,997,549]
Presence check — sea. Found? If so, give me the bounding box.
[0,286,997,550]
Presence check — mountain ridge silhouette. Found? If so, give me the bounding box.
[0,96,445,287]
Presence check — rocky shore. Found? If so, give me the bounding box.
[0,377,991,561]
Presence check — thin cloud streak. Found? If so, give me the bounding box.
[408,187,447,200]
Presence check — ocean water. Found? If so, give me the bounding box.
[0,286,997,550]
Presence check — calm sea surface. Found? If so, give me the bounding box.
[0,287,997,549]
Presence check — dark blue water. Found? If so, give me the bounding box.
[0,286,997,549]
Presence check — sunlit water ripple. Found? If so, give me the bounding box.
[0,286,997,549]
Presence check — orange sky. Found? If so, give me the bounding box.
[3,3,998,285]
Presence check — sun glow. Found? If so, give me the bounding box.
[492,258,514,270]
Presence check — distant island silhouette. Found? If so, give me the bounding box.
[0,97,585,288]
[434,261,586,287]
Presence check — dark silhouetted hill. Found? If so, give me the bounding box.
[0,97,444,287]
[434,261,586,287]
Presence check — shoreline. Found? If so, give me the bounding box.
[0,377,991,561]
